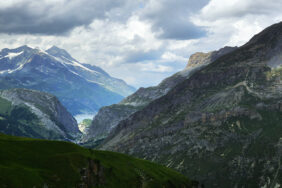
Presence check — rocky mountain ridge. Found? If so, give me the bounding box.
[81,46,237,145]
[99,22,282,187]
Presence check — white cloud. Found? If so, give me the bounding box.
[192,0,282,48]
[138,63,173,73]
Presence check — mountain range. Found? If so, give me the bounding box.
[0,21,281,188]
[0,45,135,115]
[91,22,282,187]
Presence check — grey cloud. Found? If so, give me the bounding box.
[123,49,163,63]
[0,0,209,39]
[140,0,209,40]
[151,16,206,40]
[0,0,125,35]
[200,0,282,21]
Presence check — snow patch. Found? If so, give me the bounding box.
[4,51,23,60]
[61,56,101,75]
[50,54,101,75]
[0,63,25,74]
[85,78,105,86]
[0,57,32,74]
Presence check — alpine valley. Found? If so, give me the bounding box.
[0,21,281,188]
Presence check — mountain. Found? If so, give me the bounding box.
[0,133,197,188]
[81,46,237,146]
[0,45,135,115]
[99,22,282,187]
[0,88,80,141]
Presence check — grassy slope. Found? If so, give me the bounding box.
[0,134,196,188]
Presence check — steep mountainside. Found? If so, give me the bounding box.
[82,46,237,145]
[0,45,135,115]
[0,88,80,141]
[0,133,196,188]
[100,22,282,187]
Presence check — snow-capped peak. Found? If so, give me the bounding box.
[51,54,101,75]
[46,46,75,62]
[44,46,102,75]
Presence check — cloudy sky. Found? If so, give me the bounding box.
[0,0,281,88]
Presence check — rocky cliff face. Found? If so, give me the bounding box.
[82,46,237,145]
[100,22,282,187]
[0,88,80,141]
[0,45,135,115]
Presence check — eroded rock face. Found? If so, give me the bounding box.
[186,46,237,69]
[100,22,282,187]
[82,46,237,146]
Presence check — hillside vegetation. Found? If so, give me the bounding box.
[0,133,196,188]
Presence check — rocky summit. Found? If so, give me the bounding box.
[99,22,282,187]
[0,88,80,141]
[0,45,135,115]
